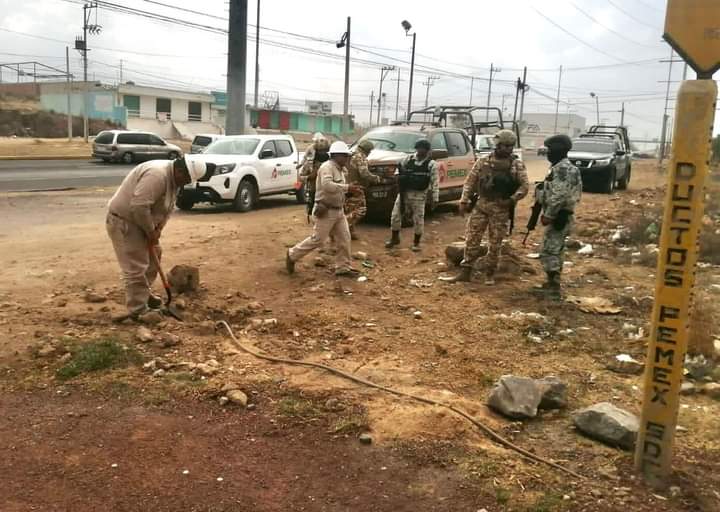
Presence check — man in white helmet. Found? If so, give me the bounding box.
[286,141,362,277]
[107,156,209,320]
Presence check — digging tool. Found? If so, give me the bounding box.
[149,244,183,321]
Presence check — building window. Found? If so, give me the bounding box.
[188,101,202,122]
[156,98,171,120]
[123,95,140,118]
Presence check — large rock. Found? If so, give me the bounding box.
[537,376,568,410]
[168,265,200,294]
[572,402,639,450]
[487,375,542,419]
[445,242,487,266]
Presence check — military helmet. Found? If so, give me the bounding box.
[494,129,517,146]
[544,134,572,152]
[315,136,330,151]
[415,139,431,151]
[312,132,324,142]
[357,139,374,153]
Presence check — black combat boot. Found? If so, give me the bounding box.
[411,234,422,252]
[385,230,400,248]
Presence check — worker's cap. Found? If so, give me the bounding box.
[329,141,352,155]
[357,139,374,153]
[494,129,517,146]
[183,156,209,183]
[312,131,325,142]
[544,134,572,152]
[414,139,431,151]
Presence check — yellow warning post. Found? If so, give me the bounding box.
[634,79,717,487]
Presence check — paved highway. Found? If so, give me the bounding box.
[0,160,133,192]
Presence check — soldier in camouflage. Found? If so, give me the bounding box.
[298,133,330,222]
[344,139,381,240]
[535,134,582,298]
[385,139,439,252]
[447,129,529,284]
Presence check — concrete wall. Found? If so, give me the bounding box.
[39,88,126,125]
[126,117,176,139]
[0,83,40,98]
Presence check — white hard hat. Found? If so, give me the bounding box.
[329,141,351,155]
[312,132,324,142]
[184,157,208,183]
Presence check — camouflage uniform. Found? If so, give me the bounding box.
[459,154,529,276]
[344,144,380,234]
[540,158,582,274]
[389,153,439,236]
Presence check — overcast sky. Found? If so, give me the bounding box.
[0,0,717,140]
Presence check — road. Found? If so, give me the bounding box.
[0,156,550,193]
[0,160,132,192]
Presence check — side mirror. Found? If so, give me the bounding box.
[430,149,448,160]
[615,150,626,156]
[260,148,274,159]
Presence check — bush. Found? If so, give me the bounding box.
[56,339,142,380]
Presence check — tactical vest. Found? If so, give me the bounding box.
[307,151,329,190]
[398,157,431,191]
[479,155,520,200]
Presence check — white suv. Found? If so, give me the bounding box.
[177,134,302,212]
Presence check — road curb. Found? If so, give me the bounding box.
[0,155,90,161]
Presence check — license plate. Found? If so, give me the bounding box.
[447,169,466,178]
[371,190,388,199]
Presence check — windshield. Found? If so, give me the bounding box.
[358,130,425,153]
[204,138,259,155]
[476,136,495,151]
[571,140,614,154]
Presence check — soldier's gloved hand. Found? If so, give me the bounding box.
[540,215,552,226]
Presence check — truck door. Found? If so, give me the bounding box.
[273,139,297,191]
[443,130,472,188]
[257,140,283,192]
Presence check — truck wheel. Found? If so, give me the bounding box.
[616,166,630,190]
[601,168,616,194]
[167,151,179,161]
[176,193,195,211]
[233,179,257,212]
[121,152,134,164]
[295,184,307,204]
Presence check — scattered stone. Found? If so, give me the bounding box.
[413,310,422,319]
[685,354,714,380]
[143,360,158,372]
[566,239,583,250]
[174,298,187,310]
[152,369,166,378]
[247,318,264,330]
[314,257,328,267]
[353,251,368,260]
[158,332,181,348]
[193,320,216,335]
[324,398,344,411]
[622,323,638,334]
[702,382,720,399]
[607,354,644,375]
[359,433,373,445]
[168,265,200,293]
[195,363,219,376]
[487,375,542,419]
[84,291,107,303]
[527,334,543,344]
[37,343,57,358]
[59,352,72,363]
[577,244,594,256]
[247,301,264,311]
[572,402,639,450]
[445,242,487,266]
[136,326,155,343]
[434,342,449,356]
[669,486,681,498]
[139,311,164,325]
[247,403,256,411]
[221,382,241,393]
[262,318,278,328]
[226,389,248,407]
[679,381,696,395]
[218,396,229,406]
[537,376,568,410]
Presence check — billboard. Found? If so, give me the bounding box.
[306,100,332,115]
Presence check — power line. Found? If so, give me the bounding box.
[605,0,660,30]
[568,1,659,49]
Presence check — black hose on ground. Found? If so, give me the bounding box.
[216,320,585,480]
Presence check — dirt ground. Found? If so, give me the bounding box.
[0,160,719,511]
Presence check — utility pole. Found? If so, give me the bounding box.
[422,75,440,109]
[486,63,501,121]
[119,59,123,84]
[518,66,528,123]
[369,90,374,126]
[226,0,248,135]
[377,65,395,124]
[658,47,675,165]
[75,2,100,142]
[469,76,474,105]
[66,46,72,141]
[620,102,625,126]
[553,65,563,133]
[394,68,401,121]
[253,0,260,108]
[343,16,350,129]
[401,20,416,121]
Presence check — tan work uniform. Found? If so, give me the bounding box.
[288,159,352,272]
[106,160,178,314]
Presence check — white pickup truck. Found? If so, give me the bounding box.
[176,134,303,212]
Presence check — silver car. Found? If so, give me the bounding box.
[93,130,183,164]
[190,133,223,154]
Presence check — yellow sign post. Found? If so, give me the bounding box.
[635,0,720,488]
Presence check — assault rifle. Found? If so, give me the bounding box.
[523,181,544,245]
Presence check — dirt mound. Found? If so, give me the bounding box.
[0,109,121,138]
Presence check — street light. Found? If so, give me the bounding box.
[590,92,600,125]
[401,20,416,121]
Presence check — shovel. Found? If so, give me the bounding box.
[149,244,183,322]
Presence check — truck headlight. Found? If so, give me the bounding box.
[215,163,236,175]
[593,158,611,166]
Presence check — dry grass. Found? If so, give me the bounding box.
[689,294,718,359]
